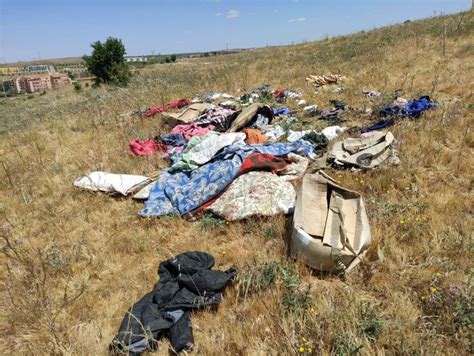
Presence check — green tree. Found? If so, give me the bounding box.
[170,54,177,62]
[82,37,131,86]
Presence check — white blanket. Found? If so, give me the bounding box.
[74,171,150,196]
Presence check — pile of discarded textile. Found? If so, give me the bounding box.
[72,82,438,353]
[363,96,436,132]
[110,251,235,354]
[306,74,346,87]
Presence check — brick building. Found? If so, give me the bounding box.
[24,76,51,93]
[50,73,72,88]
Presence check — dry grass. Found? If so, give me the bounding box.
[1,11,473,355]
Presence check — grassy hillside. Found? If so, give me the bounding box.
[1,10,473,355]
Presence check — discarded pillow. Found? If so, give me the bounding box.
[290,171,371,272]
[329,131,399,169]
[206,171,296,221]
[74,172,151,196]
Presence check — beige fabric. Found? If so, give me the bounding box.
[228,103,272,133]
[163,103,212,127]
[329,131,398,169]
[290,171,371,272]
[306,74,346,87]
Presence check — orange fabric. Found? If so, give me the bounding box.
[242,128,268,145]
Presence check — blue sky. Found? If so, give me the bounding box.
[0,0,471,62]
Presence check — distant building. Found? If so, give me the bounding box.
[125,56,148,63]
[0,67,21,75]
[24,64,54,74]
[24,76,51,93]
[6,77,24,94]
[50,73,72,88]
[55,62,86,74]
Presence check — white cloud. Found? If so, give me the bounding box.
[215,12,223,16]
[288,17,306,23]
[226,9,240,19]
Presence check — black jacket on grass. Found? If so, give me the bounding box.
[110,251,236,354]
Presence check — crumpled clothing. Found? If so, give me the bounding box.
[172,132,246,171]
[285,90,302,99]
[379,96,435,118]
[363,90,382,98]
[261,124,286,143]
[159,133,186,147]
[74,172,151,196]
[319,108,344,123]
[288,126,344,143]
[139,140,315,217]
[242,128,268,145]
[287,130,310,143]
[273,89,286,99]
[202,92,233,102]
[279,153,309,181]
[163,145,184,160]
[251,114,271,130]
[303,104,319,116]
[219,100,235,108]
[301,131,328,152]
[297,99,307,107]
[363,96,435,132]
[196,107,238,132]
[129,139,165,156]
[146,98,191,117]
[239,152,288,175]
[329,99,346,110]
[273,89,301,100]
[322,125,346,140]
[111,252,235,354]
[228,103,273,132]
[273,107,291,116]
[133,182,155,200]
[306,74,346,87]
[206,171,296,221]
[171,122,216,141]
[329,131,399,169]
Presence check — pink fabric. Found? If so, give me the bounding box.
[146,98,191,117]
[129,139,165,156]
[171,123,216,141]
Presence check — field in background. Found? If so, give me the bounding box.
[1,11,473,355]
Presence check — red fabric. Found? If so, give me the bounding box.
[273,89,286,99]
[129,139,166,156]
[146,98,191,117]
[238,152,289,175]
